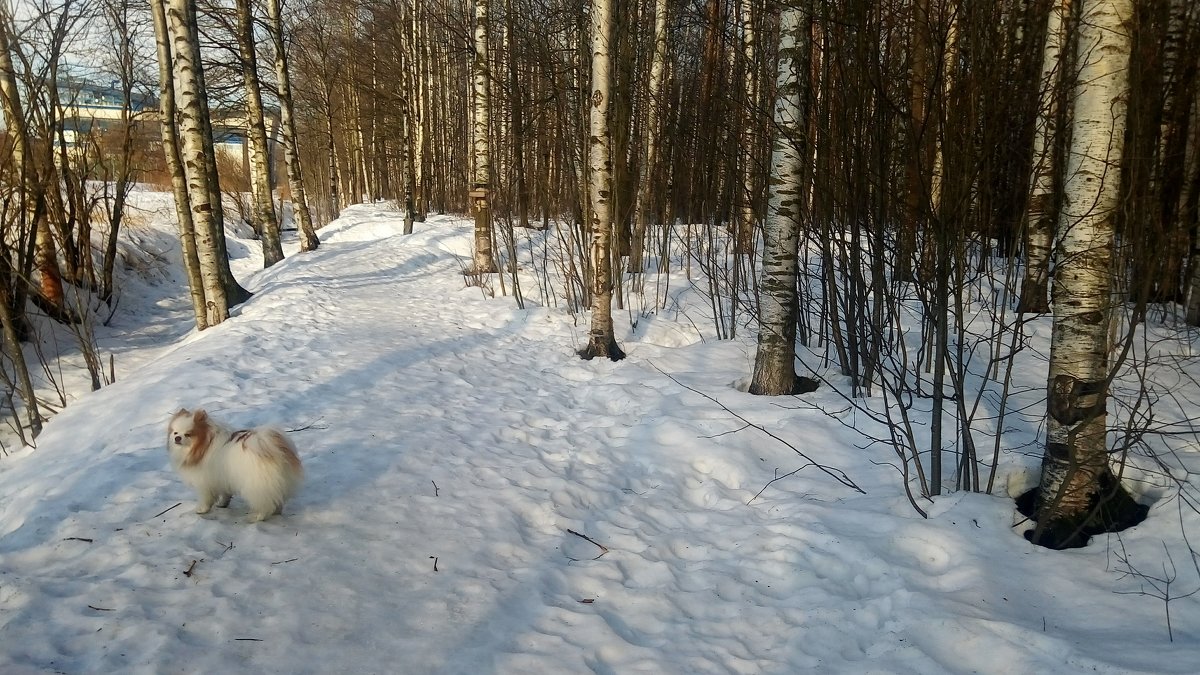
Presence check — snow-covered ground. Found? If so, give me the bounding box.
[1,201,1198,674]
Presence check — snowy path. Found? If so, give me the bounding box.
[1,206,1196,673]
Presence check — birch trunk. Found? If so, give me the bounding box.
[414,0,428,221]
[401,98,415,235]
[749,2,809,396]
[578,0,624,361]
[734,0,760,256]
[234,0,284,267]
[470,0,497,273]
[506,0,530,230]
[265,0,318,251]
[629,0,669,274]
[1020,0,1072,314]
[1032,0,1142,548]
[185,0,252,306]
[150,0,207,329]
[165,0,230,325]
[400,14,417,231]
[325,84,341,219]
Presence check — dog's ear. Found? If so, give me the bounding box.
[172,408,190,420]
[184,410,214,466]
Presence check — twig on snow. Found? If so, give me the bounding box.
[287,418,328,433]
[747,466,811,505]
[1112,536,1200,642]
[566,529,609,561]
[63,537,94,543]
[650,364,864,495]
[183,559,199,577]
[153,503,182,519]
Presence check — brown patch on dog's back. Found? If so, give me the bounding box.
[268,429,304,473]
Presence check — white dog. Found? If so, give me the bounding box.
[167,408,303,522]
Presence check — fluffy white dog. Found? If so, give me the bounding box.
[167,408,303,522]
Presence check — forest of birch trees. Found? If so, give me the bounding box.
[1,0,1199,548]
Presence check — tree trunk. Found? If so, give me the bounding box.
[470,0,498,273]
[733,0,760,256]
[234,0,284,267]
[629,0,669,274]
[265,0,318,251]
[506,0,530,230]
[413,0,429,221]
[579,0,624,361]
[1020,0,1072,315]
[1031,0,1143,549]
[151,0,207,329]
[165,0,231,326]
[324,85,341,219]
[0,11,42,432]
[0,13,64,316]
[749,1,809,396]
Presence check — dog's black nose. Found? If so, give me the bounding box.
[173,435,182,444]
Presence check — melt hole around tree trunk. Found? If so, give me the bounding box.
[1015,470,1150,550]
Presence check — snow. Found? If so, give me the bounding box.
[1,200,1199,674]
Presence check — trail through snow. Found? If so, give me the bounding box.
[0,204,1197,674]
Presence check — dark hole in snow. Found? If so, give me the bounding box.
[1016,471,1149,550]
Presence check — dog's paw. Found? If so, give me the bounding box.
[216,494,232,508]
[195,505,212,515]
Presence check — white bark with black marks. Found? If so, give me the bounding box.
[629,0,669,275]
[750,3,807,396]
[1021,0,1072,314]
[470,0,497,273]
[580,0,623,361]
[150,0,207,330]
[164,0,229,326]
[234,0,284,268]
[1034,0,1132,542]
[265,0,319,251]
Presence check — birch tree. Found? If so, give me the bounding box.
[179,0,252,306]
[469,0,497,274]
[234,0,284,267]
[749,1,808,395]
[265,0,319,251]
[733,0,761,256]
[578,0,623,361]
[1019,0,1072,314]
[151,0,207,329]
[629,0,669,275]
[165,0,248,324]
[1030,0,1143,548]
